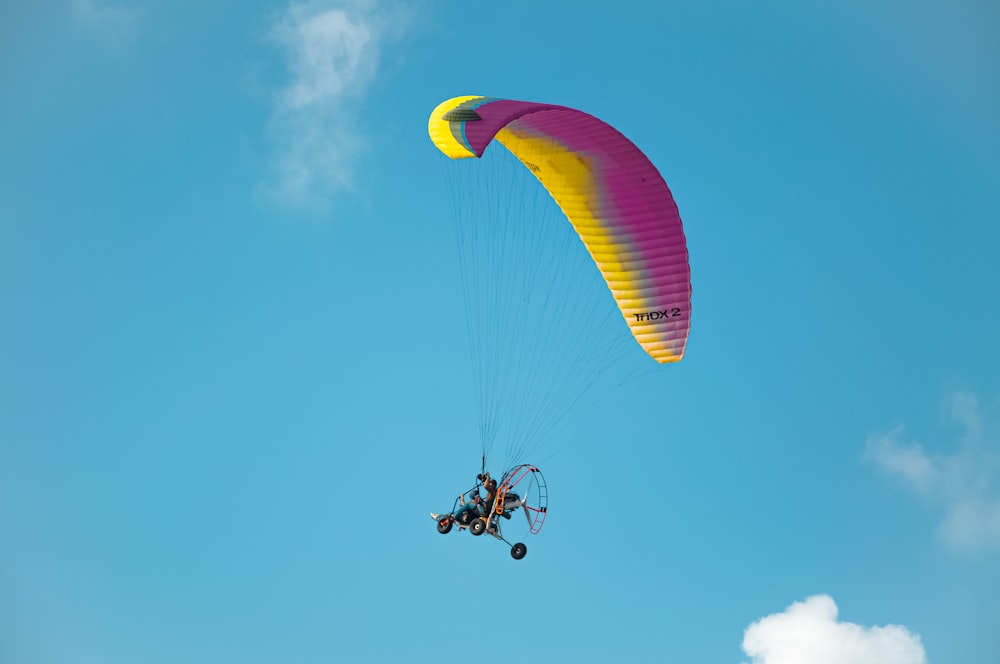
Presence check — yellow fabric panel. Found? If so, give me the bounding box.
[494,126,663,358]
[427,96,482,160]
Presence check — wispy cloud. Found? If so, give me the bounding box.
[264,0,410,209]
[71,0,139,42]
[742,594,926,664]
[866,391,1000,553]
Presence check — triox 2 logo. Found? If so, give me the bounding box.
[632,308,683,323]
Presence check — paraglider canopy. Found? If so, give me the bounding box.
[429,94,691,365]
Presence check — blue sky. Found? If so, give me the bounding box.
[1,1,998,662]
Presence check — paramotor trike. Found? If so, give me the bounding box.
[430,464,548,560]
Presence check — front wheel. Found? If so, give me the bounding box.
[437,518,453,534]
[511,543,527,560]
[470,518,487,536]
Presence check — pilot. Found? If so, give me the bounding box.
[454,490,483,525]
[483,476,499,515]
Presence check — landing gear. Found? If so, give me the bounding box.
[470,518,487,536]
[436,517,453,534]
[510,542,527,560]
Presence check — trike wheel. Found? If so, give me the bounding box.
[470,518,487,536]
[437,517,453,534]
[510,543,527,560]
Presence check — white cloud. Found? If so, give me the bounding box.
[277,6,375,110]
[742,595,926,664]
[867,391,1000,553]
[865,425,937,491]
[264,0,409,208]
[948,391,983,440]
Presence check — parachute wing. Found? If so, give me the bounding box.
[428,96,691,364]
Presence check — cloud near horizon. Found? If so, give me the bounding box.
[866,391,1000,553]
[264,0,408,209]
[742,595,926,664]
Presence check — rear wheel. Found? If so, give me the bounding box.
[437,518,453,534]
[511,543,527,560]
[470,518,487,536]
